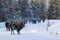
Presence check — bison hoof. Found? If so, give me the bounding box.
[18,33,20,34]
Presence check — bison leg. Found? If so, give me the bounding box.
[6,26,10,31]
[17,31,20,34]
[6,28,8,31]
[13,30,15,35]
[10,27,12,35]
[11,30,15,35]
[6,27,9,31]
[17,29,20,34]
[18,31,20,34]
[11,27,15,35]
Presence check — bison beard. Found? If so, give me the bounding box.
[15,23,25,34]
[17,26,22,34]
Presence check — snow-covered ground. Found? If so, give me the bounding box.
[0,20,60,40]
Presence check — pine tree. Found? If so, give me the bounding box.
[47,0,60,19]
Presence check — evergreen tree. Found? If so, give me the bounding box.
[47,0,60,19]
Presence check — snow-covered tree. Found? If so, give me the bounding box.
[0,0,47,22]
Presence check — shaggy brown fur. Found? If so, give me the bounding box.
[5,21,25,35]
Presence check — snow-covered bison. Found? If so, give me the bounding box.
[5,21,25,35]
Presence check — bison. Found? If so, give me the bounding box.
[5,21,11,31]
[5,21,25,35]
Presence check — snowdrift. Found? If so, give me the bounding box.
[48,22,60,34]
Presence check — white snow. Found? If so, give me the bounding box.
[0,20,60,40]
[48,22,60,34]
[31,29,38,33]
